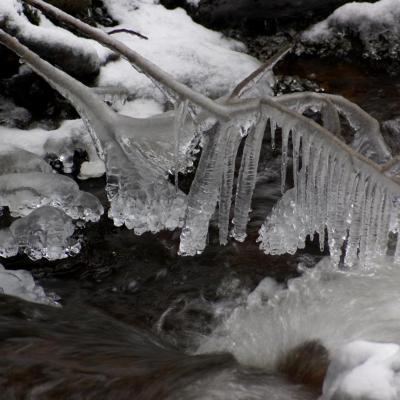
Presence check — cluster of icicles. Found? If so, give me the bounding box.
[2,0,400,267]
[179,101,400,268]
[259,124,399,268]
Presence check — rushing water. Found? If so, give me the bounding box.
[1,56,400,399]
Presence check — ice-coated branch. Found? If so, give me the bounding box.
[229,43,293,99]
[0,28,187,234]
[276,92,391,163]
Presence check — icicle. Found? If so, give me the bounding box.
[292,131,302,203]
[320,100,341,137]
[358,181,375,267]
[316,145,330,251]
[394,216,400,264]
[374,191,391,257]
[270,120,277,150]
[326,156,343,264]
[344,175,366,267]
[309,140,323,236]
[174,99,189,190]
[218,124,242,245]
[179,123,229,256]
[281,126,290,194]
[232,112,268,242]
[329,160,353,259]
[395,238,400,264]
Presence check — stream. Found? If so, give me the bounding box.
[1,52,400,399]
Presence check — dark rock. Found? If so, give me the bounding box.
[44,0,92,15]
[0,46,19,79]
[0,70,78,125]
[0,95,32,129]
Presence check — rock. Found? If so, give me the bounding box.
[0,95,32,129]
[44,0,92,15]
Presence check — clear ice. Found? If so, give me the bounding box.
[0,172,103,222]
[0,146,53,174]
[9,206,80,261]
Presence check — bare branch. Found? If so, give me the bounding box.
[108,28,148,40]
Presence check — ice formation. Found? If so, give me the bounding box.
[275,92,391,164]
[9,206,80,260]
[0,172,103,222]
[5,0,400,264]
[0,263,58,305]
[0,22,190,235]
[0,229,18,258]
[0,146,53,174]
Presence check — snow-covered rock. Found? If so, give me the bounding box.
[302,0,400,71]
[0,0,106,77]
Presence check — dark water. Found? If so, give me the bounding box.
[1,55,400,399]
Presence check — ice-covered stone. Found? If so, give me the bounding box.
[9,206,80,260]
[0,172,103,221]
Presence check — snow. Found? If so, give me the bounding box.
[185,0,201,7]
[0,263,59,306]
[0,120,103,177]
[0,0,108,67]
[324,340,400,400]
[118,98,164,118]
[98,0,261,99]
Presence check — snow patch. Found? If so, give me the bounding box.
[0,263,59,306]
[324,340,400,400]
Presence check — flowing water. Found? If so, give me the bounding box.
[1,56,400,399]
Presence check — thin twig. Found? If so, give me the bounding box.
[108,28,148,40]
[229,43,293,99]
